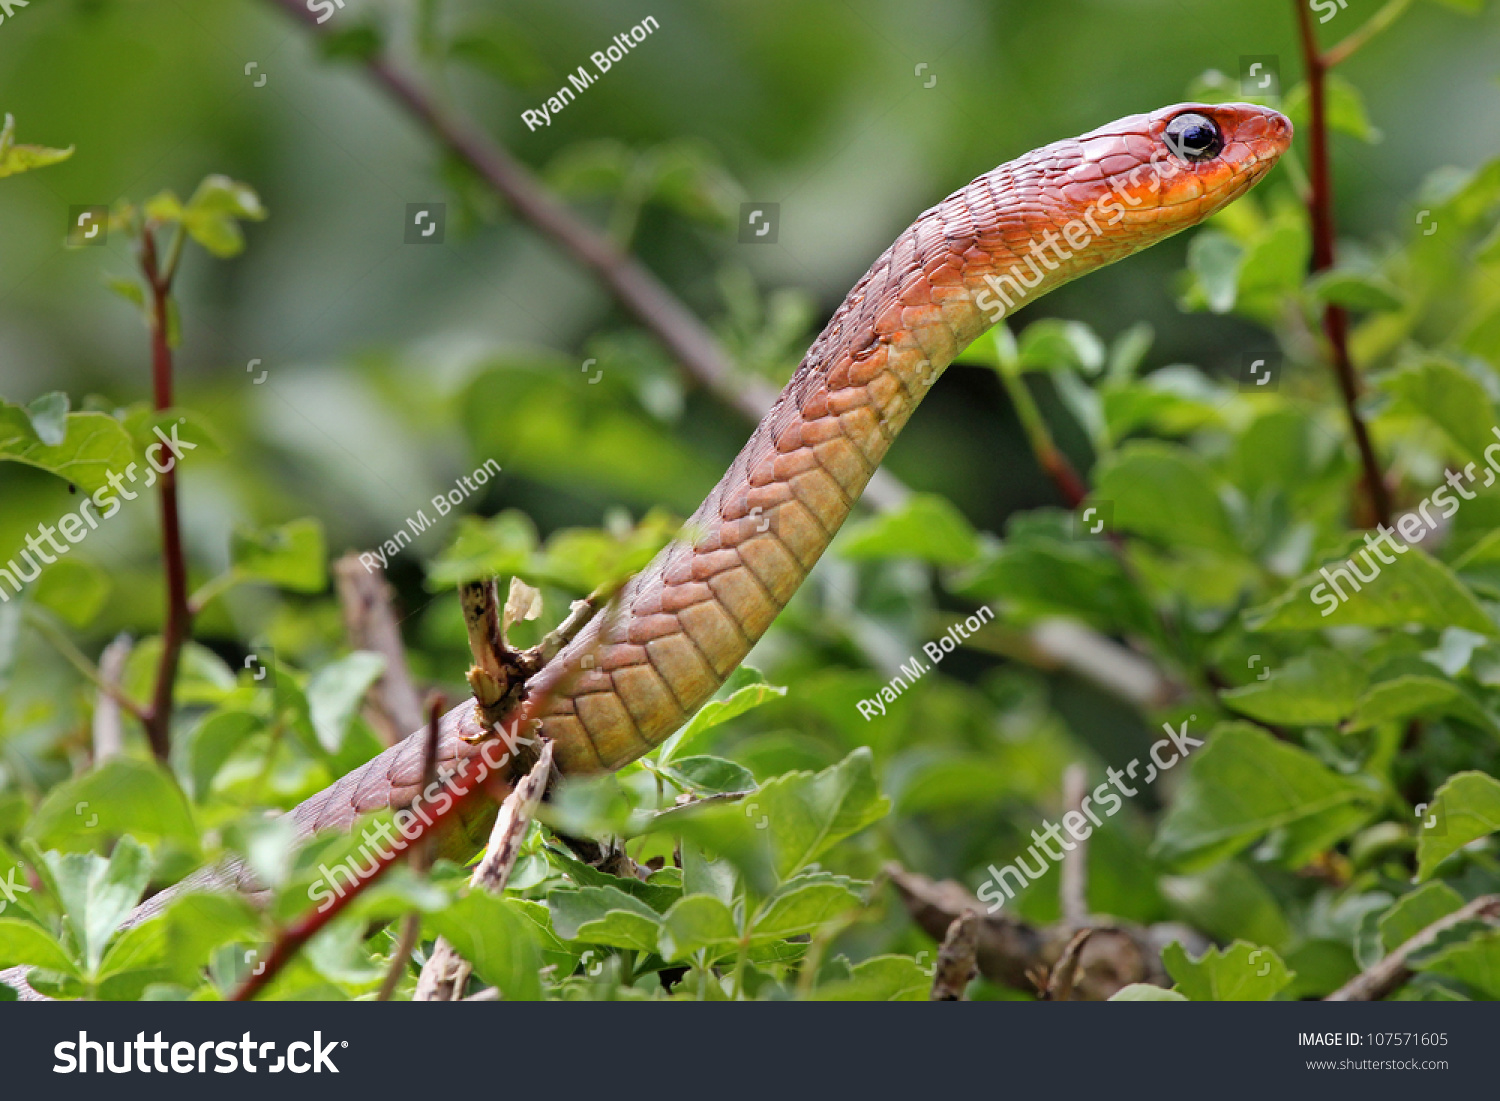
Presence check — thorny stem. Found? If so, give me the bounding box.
[139,227,193,762]
[1293,0,1392,527]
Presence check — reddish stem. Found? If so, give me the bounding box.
[1293,0,1391,528]
[231,708,529,1001]
[140,228,192,762]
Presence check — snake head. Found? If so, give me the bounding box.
[1064,102,1292,239]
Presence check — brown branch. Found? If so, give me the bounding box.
[415,740,555,1001]
[262,0,906,511]
[886,863,1177,1000]
[335,555,426,745]
[138,226,193,763]
[929,910,980,1001]
[1326,894,1500,1001]
[1293,0,1391,527]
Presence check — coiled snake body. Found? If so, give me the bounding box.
[274,103,1290,850]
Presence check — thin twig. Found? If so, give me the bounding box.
[1293,0,1391,527]
[1059,764,1089,927]
[335,555,425,745]
[139,226,193,761]
[29,614,148,725]
[1043,928,1095,1002]
[1326,894,1500,1001]
[415,740,555,1001]
[929,911,980,1000]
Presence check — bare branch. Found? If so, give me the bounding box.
[415,740,555,1001]
[1326,894,1500,1001]
[1059,763,1089,927]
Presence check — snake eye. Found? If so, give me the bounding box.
[1164,113,1223,163]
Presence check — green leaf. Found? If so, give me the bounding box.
[1380,882,1466,952]
[540,843,682,912]
[1163,940,1293,1001]
[1308,269,1404,312]
[33,836,152,977]
[548,886,662,952]
[657,667,786,764]
[1186,232,1243,313]
[0,114,75,178]
[1093,441,1239,553]
[1015,319,1105,374]
[27,759,198,855]
[424,892,543,1000]
[657,894,740,961]
[1285,76,1382,143]
[1219,649,1367,725]
[656,748,890,894]
[658,755,757,797]
[0,406,135,494]
[158,891,261,987]
[1247,546,1495,634]
[179,176,266,259]
[1109,983,1188,1001]
[1342,675,1498,735]
[305,651,386,754]
[837,493,981,566]
[751,874,862,942]
[1382,357,1500,463]
[0,920,78,976]
[181,710,263,801]
[1159,861,1291,950]
[1417,771,1500,880]
[1415,930,1500,998]
[426,511,538,589]
[230,518,327,593]
[1153,723,1376,870]
[25,392,69,446]
[813,955,928,1001]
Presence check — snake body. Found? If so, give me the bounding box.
[299,101,1290,842]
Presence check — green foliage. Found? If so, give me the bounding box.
[4,0,1500,1006]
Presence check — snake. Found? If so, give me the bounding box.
[2,105,1289,992]
[298,101,1291,844]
